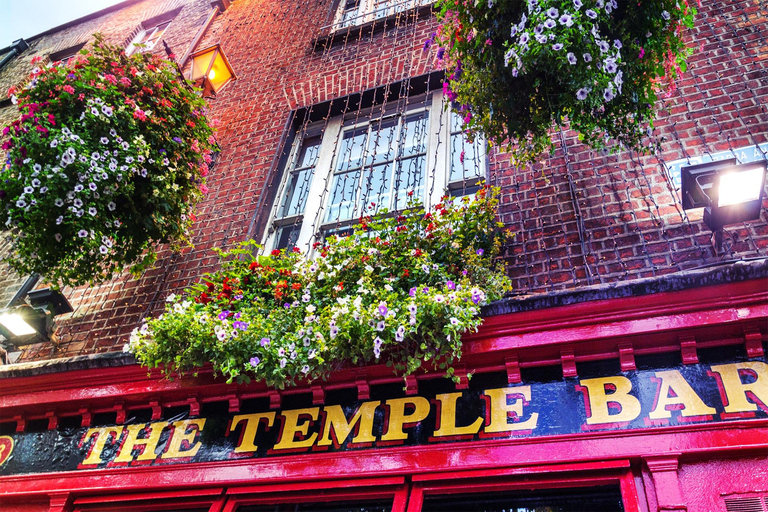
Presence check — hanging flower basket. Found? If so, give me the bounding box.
[127,188,512,388]
[1,36,216,287]
[432,0,697,164]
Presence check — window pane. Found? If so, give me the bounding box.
[450,133,483,183]
[297,135,321,168]
[274,224,302,250]
[393,155,425,209]
[278,168,313,218]
[326,171,361,222]
[360,162,393,214]
[240,500,391,512]
[337,129,368,172]
[368,118,398,165]
[276,135,320,219]
[400,112,428,157]
[421,486,624,512]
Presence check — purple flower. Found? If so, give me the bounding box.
[249,356,260,366]
[173,137,183,143]
[585,9,597,19]
[552,43,564,51]
[377,301,388,317]
[471,287,486,305]
[409,287,417,297]
[576,88,589,100]
[218,311,229,320]
[436,47,446,60]
[446,280,456,290]
[423,32,436,52]
[260,337,271,347]
[547,7,559,18]
[567,52,577,65]
[476,249,485,256]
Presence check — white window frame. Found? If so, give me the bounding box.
[263,90,486,252]
[332,0,432,30]
[126,19,173,56]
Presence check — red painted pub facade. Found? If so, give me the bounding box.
[0,0,767,511]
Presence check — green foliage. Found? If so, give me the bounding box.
[128,187,512,388]
[1,35,216,287]
[433,0,697,164]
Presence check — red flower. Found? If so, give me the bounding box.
[271,249,281,256]
[249,261,261,271]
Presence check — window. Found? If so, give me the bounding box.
[264,90,485,251]
[333,0,431,30]
[127,20,173,55]
[48,43,86,67]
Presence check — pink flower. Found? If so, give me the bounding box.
[133,109,147,121]
[120,77,131,87]
[104,74,118,85]
[63,85,75,94]
[639,48,645,59]
[199,184,209,194]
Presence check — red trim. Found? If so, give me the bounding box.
[410,460,630,482]
[1,279,765,423]
[1,420,766,496]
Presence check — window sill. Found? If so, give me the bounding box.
[313,3,434,49]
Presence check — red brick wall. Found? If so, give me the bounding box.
[1,0,766,360]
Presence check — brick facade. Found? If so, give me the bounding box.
[0,0,766,361]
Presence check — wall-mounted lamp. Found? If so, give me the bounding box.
[189,44,236,97]
[0,276,72,348]
[682,158,767,252]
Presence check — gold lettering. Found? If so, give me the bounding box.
[161,419,207,459]
[483,386,539,433]
[579,376,642,425]
[710,362,768,413]
[113,423,166,463]
[649,370,716,419]
[273,408,319,450]
[381,396,430,442]
[79,426,121,466]
[317,402,379,447]
[433,392,483,437]
[230,412,276,453]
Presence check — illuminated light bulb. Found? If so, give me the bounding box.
[718,167,764,207]
[0,312,36,336]
[208,69,216,80]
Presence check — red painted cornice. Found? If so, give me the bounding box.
[0,276,765,420]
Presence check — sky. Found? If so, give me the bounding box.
[0,0,126,48]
